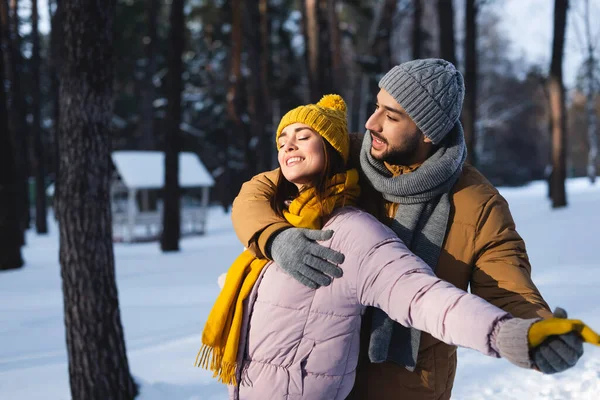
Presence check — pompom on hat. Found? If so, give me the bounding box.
[276,94,349,162]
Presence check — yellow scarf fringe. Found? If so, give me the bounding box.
[195,169,360,385]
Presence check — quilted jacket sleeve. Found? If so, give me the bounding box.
[470,194,552,319]
[346,212,509,357]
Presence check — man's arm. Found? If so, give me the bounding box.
[231,168,290,258]
[231,168,345,288]
[470,194,553,319]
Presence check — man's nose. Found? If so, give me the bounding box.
[365,112,382,132]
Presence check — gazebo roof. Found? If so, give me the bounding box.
[111,151,215,189]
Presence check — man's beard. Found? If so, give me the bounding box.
[369,131,421,166]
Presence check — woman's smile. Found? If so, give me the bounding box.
[286,156,304,167]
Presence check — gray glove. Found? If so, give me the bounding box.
[495,307,584,374]
[531,308,584,374]
[267,227,345,289]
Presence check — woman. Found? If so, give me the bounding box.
[197,95,599,400]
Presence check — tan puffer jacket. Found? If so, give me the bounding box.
[231,156,551,400]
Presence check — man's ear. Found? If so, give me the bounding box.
[423,135,433,144]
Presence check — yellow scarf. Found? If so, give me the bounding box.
[195,169,360,385]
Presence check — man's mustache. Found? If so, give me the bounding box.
[368,130,387,144]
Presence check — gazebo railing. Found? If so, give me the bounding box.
[112,207,208,243]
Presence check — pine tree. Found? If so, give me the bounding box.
[0,4,24,270]
[463,0,478,165]
[549,0,569,207]
[32,0,48,234]
[161,0,185,252]
[57,0,137,397]
[437,0,456,65]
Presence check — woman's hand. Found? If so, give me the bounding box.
[528,308,599,373]
[494,307,599,374]
[528,314,600,348]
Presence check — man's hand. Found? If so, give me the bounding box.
[267,227,345,289]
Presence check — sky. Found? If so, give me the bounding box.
[499,0,599,89]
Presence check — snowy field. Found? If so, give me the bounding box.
[1,178,599,400]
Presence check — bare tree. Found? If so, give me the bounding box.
[412,0,423,59]
[227,0,243,126]
[259,0,273,169]
[161,0,185,252]
[57,0,137,397]
[302,0,321,102]
[549,0,569,207]
[2,0,29,244]
[327,0,343,92]
[582,0,597,183]
[245,0,272,173]
[0,5,24,270]
[49,0,62,216]
[570,0,599,183]
[32,0,48,234]
[137,0,159,150]
[352,0,400,131]
[437,0,456,65]
[463,0,478,165]
[301,0,336,102]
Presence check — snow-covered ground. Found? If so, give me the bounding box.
[1,178,599,399]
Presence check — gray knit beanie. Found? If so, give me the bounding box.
[378,58,465,145]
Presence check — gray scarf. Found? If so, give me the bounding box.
[359,122,467,371]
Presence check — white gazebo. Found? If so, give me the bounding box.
[111,151,215,243]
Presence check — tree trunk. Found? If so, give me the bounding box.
[585,61,597,183]
[227,0,255,178]
[584,0,597,183]
[49,0,62,216]
[160,0,185,252]
[11,0,30,233]
[226,0,243,125]
[463,0,477,165]
[549,0,568,207]
[0,0,29,246]
[137,0,158,150]
[2,0,28,246]
[353,0,397,132]
[57,1,137,398]
[327,0,342,93]
[259,0,273,170]
[31,0,48,234]
[437,0,456,65]
[0,6,24,270]
[378,0,398,72]
[302,0,334,102]
[412,0,423,59]
[245,0,272,173]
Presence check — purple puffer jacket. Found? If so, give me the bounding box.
[229,207,509,400]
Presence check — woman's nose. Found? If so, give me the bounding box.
[284,140,298,151]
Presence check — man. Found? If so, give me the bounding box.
[231,59,582,399]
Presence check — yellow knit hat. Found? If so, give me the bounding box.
[276,94,349,162]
